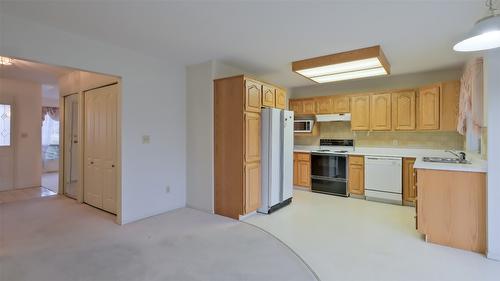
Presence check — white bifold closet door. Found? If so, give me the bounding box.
[84,84,118,214]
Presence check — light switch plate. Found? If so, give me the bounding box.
[142,135,150,144]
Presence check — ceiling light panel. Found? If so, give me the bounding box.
[296,57,383,77]
[310,67,387,83]
[292,45,390,83]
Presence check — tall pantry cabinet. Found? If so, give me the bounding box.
[214,75,286,219]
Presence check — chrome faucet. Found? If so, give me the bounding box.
[446,150,467,162]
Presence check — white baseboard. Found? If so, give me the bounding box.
[486,251,500,261]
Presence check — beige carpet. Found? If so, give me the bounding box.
[0,196,317,281]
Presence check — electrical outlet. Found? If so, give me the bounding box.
[392,139,399,146]
[142,135,150,144]
[165,185,170,193]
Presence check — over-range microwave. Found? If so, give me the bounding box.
[294,119,314,133]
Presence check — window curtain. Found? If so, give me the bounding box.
[457,58,484,137]
[42,107,60,122]
[41,108,60,172]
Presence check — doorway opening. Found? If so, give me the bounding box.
[0,56,122,223]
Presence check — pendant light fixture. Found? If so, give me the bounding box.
[454,0,500,52]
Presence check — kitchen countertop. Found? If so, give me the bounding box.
[293,145,488,173]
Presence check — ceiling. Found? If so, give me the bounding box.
[0,1,488,88]
[0,58,73,85]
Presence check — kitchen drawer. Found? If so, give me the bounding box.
[295,152,310,161]
[349,155,364,165]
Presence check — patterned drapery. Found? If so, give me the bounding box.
[42,106,59,122]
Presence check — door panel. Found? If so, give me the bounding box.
[84,84,118,214]
[393,91,416,131]
[370,93,392,131]
[262,85,275,108]
[418,85,440,130]
[245,162,261,213]
[64,94,79,198]
[275,89,287,109]
[302,99,316,114]
[351,96,370,131]
[244,112,261,163]
[245,79,262,113]
[333,96,350,113]
[289,100,303,114]
[315,96,332,114]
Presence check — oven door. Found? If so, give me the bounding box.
[311,176,348,196]
[311,153,347,179]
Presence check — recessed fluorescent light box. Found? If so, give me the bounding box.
[292,45,390,83]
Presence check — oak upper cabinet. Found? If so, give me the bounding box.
[245,161,261,213]
[348,155,365,195]
[417,85,440,130]
[294,152,311,188]
[275,88,287,109]
[351,95,371,131]
[302,99,316,115]
[244,112,261,163]
[370,93,392,131]
[289,99,303,114]
[262,84,276,108]
[315,96,333,114]
[403,158,417,205]
[440,81,460,131]
[392,91,416,131]
[332,96,350,113]
[245,79,262,113]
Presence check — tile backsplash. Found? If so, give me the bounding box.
[295,122,465,150]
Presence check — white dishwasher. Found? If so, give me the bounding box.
[364,156,402,205]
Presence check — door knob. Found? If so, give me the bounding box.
[90,161,94,164]
[111,165,115,168]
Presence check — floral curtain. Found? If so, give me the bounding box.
[42,107,59,122]
[457,58,484,137]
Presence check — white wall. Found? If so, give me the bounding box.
[485,49,500,260]
[185,60,251,212]
[0,12,186,224]
[0,78,42,189]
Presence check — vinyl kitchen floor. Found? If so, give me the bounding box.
[245,189,500,281]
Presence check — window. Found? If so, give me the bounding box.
[0,104,11,146]
[42,112,60,160]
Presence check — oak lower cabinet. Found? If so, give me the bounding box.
[351,96,371,131]
[370,93,392,131]
[417,85,440,130]
[416,168,486,253]
[348,155,365,195]
[293,152,311,188]
[402,158,416,205]
[245,162,261,213]
[214,75,263,219]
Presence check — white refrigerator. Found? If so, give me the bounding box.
[259,108,294,214]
